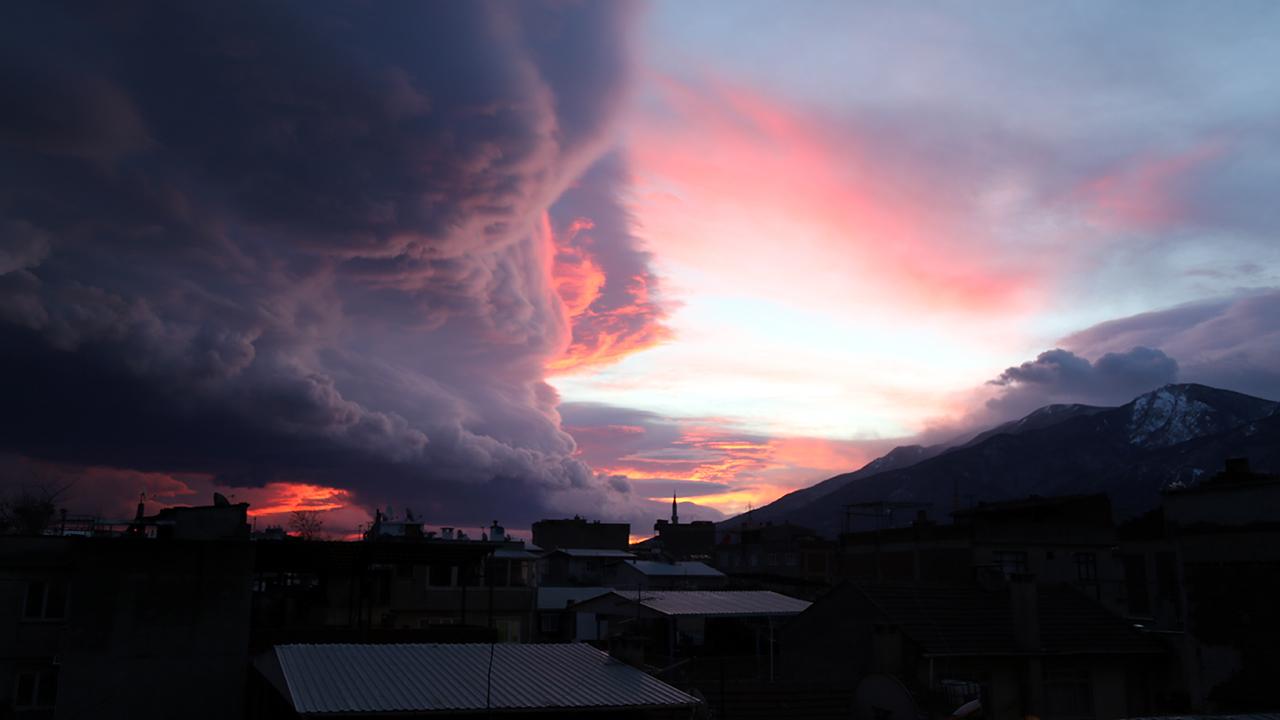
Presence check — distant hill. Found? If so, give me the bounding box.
[721,384,1279,537]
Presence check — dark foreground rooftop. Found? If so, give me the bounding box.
[258,643,700,715]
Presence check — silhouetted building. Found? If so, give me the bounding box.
[539,548,635,586]
[251,536,534,645]
[533,586,613,642]
[835,494,1127,615]
[1119,458,1280,711]
[569,590,810,666]
[650,493,715,560]
[532,516,630,551]
[715,522,836,583]
[782,577,1172,720]
[1,502,253,719]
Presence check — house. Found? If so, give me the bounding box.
[1119,459,1280,711]
[539,548,635,586]
[781,577,1173,720]
[251,535,534,645]
[1,501,254,719]
[568,589,810,667]
[715,522,836,584]
[836,494,1128,615]
[533,586,614,641]
[249,643,700,719]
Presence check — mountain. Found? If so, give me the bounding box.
[959,403,1107,448]
[724,442,949,528]
[725,384,1279,537]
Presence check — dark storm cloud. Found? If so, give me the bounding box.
[985,346,1179,418]
[1062,290,1280,401]
[0,0,645,527]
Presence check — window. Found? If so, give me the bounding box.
[993,551,1028,577]
[13,667,59,709]
[1075,552,1098,582]
[23,580,67,620]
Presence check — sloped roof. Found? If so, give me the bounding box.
[852,583,1164,656]
[269,643,698,715]
[581,590,810,617]
[554,548,635,558]
[624,560,725,577]
[537,586,613,610]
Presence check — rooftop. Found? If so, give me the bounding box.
[624,559,725,577]
[553,548,636,559]
[537,586,614,611]
[578,590,811,617]
[263,643,699,715]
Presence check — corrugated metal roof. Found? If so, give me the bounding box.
[537,586,614,610]
[273,643,699,715]
[555,548,635,558]
[586,590,810,617]
[625,560,725,577]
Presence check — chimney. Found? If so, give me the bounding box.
[914,509,928,525]
[1009,573,1040,652]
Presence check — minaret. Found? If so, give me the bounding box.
[671,491,679,525]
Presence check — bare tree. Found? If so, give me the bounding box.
[288,510,326,540]
[0,484,69,536]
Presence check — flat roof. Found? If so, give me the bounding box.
[268,643,698,715]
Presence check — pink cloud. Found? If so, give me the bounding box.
[1074,141,1225,231]
[626,73,1041,315]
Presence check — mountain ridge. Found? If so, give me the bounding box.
[721,383,1279,537]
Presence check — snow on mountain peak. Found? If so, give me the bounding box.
[1127,385,1213,447]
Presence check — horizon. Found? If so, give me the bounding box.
[3,2,1280,538]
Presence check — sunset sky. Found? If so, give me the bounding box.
[2,1,1278,537]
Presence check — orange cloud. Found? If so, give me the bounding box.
[547,212,671,373]
[582,418,881,517]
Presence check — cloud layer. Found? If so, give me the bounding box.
[0,0,668,530]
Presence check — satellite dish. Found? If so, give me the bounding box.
[213,492,231,507]
[855,674,920,720]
